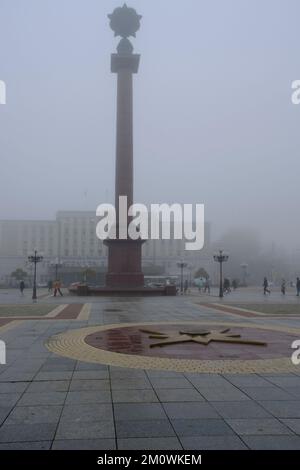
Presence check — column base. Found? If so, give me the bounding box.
[104,238,145,288]
[106,272,144,288]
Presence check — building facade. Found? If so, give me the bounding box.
[0,211,211,286]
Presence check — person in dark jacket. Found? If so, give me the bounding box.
[297,277,300,297]
[19,280,25,295]
[263,277,270,295]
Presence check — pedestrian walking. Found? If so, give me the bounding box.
[223,278,231,294]
[204,277,211,294]
[53,280,63,297]
[48,280,53,293]
[263,277,270,295]
[297,277,300,297]
[19,280,25,296]
[281,279,286,295]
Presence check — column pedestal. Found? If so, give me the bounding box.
[105,239,144,288]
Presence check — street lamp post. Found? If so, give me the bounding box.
[240,263,248,287]
[177,261,187,294]
[188,265,195,288]
[51,258,63,281]
[28,250,43,302]
[213,250,229,298]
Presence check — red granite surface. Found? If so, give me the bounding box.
[85,324,297,360]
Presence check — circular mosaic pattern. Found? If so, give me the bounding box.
[45,321,300,374]
[85,324,295,361]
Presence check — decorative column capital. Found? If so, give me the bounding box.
[109,4,141,74]
[108,4,142,42]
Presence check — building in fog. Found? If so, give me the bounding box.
[0,211,211,285]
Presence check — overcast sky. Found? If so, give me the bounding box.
[0,0,299,250]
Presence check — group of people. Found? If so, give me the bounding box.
[197,277,240,295]
[197,277,211,294]
[263,277,300,296]
[18,279,63,297]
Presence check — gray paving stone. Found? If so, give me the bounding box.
[156,388,204,402]
[223,375,271,388]
[180,435,248,450]
[258,400,300,418]
[34,371,73,381]
[241,387,296,401]
[118,437,182,450]
[0,423,56,442]
[65,391,111,404]
[226,418,293,435]
[111,378,151,390]
[197,387,250,401]
[147,370,183,378]
[75,363,108,371]
[61,404,113,422]
[52,439,116,450]
[150,377,193,389]
[265,377,300,388]
[116,420,175,438]
[39,364,75,372]
[0,382,28,394]
[259,373,295,379]
[163,402,219,419]
[112,389,158,403]
[72,371,109,380]
[5,405,62,425]
[211,401,272,419]
[27,380,70,393]
[0,393,21,407]
[243,435,300,450]
[56,420,115,440]
[0,441,51,450]
[171,419,235,437]
[69,380,110,391]
[44,358,76,367]
[18,391,66,406]
[114,403,167,421]
[282,387,300,399]
[0,372,35,382]
[4,367,39,374]
[110,370,147,379]
[0,406,13,425]
[186,376,232,388]
[282,419,300,434]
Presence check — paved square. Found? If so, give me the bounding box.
[1,288,300,450]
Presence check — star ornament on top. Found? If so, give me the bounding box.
[108,4,142,38]
[140,328,267,348]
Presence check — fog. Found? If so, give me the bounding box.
[0,0,299,253]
